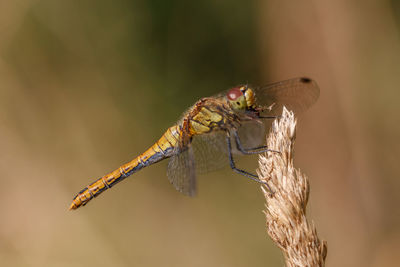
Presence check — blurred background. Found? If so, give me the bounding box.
[1,0,399,266]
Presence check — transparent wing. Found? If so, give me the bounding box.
[254,77,320,116]
[167,126,265,188]
[191,130,230,174]
[167,145,196,196]
[236,120,266,150]
[166,125,268,195]
[167,132,230,197]
[192,121,266,174]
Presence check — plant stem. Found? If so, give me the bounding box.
[258,108,327,267]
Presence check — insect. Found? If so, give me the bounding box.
[69,77,319,210]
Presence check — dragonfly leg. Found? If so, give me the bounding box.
[233,131,280,155]
[226,134,274,193]
[258,115,280,119]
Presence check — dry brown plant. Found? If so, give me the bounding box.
[258,108,327,267]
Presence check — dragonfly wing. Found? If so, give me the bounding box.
[167,145,197,196]
[191,123,265,175]
[254,77,320,116]
[236,120,266,150]
[191,131,230,174]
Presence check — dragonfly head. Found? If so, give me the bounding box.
[227,85,256,111]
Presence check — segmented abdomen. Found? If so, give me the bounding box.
[69,125,181,210]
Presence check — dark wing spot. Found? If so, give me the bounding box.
[300,77,312,83]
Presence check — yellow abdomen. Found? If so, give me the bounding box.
[69,125,182,210]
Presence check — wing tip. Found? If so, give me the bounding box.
[299,77,320,99]
[299,77,312,83]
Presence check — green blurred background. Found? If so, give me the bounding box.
[1,1,399,266]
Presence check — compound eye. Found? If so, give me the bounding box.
[227,87,243,100]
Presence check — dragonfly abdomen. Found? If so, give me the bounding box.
[69,125,181,210]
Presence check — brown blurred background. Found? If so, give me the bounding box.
[1,1,399,266]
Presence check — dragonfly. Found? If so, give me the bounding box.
[69,77,319,210]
